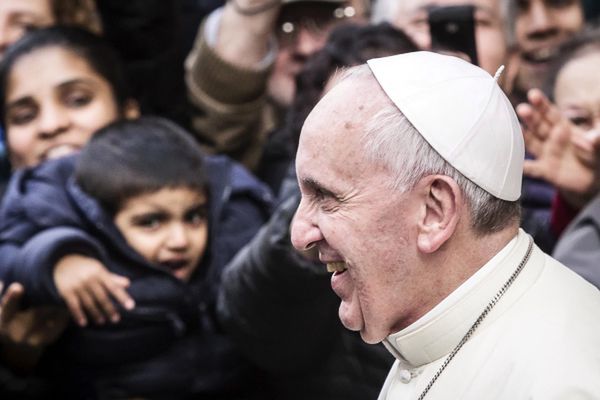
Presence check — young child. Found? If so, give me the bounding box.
[0,116,272,398]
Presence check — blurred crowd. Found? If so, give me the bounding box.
[0,0,599,398]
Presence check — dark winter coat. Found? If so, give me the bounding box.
[0,154,272,399]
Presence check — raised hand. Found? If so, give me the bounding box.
[516,88,600,209]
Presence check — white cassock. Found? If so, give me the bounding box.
[378,229,600,400]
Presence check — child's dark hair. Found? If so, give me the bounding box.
[0,26,130,125]
[75,116,208,215]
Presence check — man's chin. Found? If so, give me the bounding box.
[338,301,362,332]
[359,331,385,344]
[338,302,382,343]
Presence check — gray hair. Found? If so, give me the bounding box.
[343,65,520,234]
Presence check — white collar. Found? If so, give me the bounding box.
[382,229,541,368]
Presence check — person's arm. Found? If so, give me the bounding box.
[184,0,281,171]
[215,0,280,67]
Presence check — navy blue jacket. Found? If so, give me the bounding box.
[0,154,273,399]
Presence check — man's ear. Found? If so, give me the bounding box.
[416,175,462,253]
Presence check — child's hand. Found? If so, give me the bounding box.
[53,255,135,327]
[517,88,600,209]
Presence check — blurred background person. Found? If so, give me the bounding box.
[517,24,600,287]
[185,0,365,171]
[370,0,561,250]
[509,0,585,104]
[0,26,137,399]
[0,0,101,197]
[0,27,138,172]
[371,0,511,85]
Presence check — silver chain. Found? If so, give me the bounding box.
[417,237,534,400]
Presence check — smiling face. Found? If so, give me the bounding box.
[390,0,507,76]
[0,0,55,58]
[554,50,600,132]
[114,187,209,282]
[514,0,583,92]
[4,46,120,168]
[291,76,432,344]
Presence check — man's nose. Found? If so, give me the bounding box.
[290,198,323,251]
[293,26,327,58]
[527,2,556,37]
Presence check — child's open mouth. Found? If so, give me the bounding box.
[160,259,188,271]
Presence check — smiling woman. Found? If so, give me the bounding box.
[0,26,137,170]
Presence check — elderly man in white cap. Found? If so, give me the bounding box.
[291,51,600,399]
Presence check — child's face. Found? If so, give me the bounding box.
[113,187,209,282]
[554,51,600,132]
[4,46,120,168]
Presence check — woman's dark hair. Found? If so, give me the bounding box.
[545,20,600,100]
[75,116,208,215]
[283,22,419,151]
[0,26,130,125]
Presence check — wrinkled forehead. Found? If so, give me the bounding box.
[296,75,387,187]
[301,70,383,142]
[296,74,389,185]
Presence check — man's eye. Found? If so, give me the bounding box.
[411,18,428,26]
[408,17,429,31]
[474,17,493,27]
[314,188,327,200]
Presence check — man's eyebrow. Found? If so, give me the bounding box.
[301,177,338,198]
